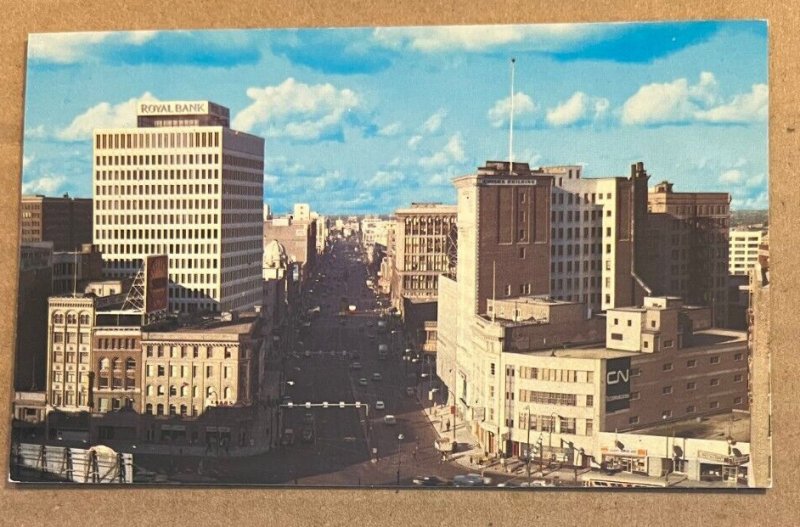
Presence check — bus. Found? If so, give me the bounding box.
[580,471,671,488]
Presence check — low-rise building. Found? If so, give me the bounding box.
[437,290,748,465]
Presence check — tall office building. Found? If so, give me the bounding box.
[640,181,730,327]
[92,101,265,313]
[390,203,457,349]
[545,162,650,312]
[21,194,93,251]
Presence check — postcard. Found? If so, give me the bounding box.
[11,21,770,488]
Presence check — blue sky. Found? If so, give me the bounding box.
[21,21,768,214]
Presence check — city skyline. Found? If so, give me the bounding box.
[21,21,767,215]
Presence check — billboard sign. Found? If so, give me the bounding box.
[605,357,631,413]
[145,255,169,313]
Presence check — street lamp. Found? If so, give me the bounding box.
[525,406,532,484]
[549,412,559,463]
[396,433,405,485]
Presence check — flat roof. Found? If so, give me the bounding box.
[507,345,634,361]
[630,411,750,443]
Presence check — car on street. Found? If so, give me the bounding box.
[350,362,363,370]
[412,475,451,487]
[405,387,415,397]
[383,415,397,425]
[358,378,368,386]
[375,400,385,410]
[281,429,295,446]
[372,373,382,381]
[453,474,490,487]
[304,350,311,358]
[301,428,314,443]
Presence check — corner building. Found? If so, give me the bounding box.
[92,101,264,313]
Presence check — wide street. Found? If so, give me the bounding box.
[135,236,502,486]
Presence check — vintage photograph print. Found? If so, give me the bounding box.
[11,21,770,488]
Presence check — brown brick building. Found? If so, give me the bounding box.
[640,181,731,327]
[21,194,93,251]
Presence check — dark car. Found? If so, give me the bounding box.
[301,428,314,443]
[412,475,451,487]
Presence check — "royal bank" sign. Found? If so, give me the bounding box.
[138,101,209,116]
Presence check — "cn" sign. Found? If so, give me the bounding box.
[606,370,630,385]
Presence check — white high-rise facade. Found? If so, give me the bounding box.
[729,228,765,275]
[93,101,264,313]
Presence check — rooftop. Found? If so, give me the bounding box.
[631,410,750,443]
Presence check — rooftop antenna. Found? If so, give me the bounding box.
[72,250,78,297]
[492,260,497,323]
[509,57,516,175]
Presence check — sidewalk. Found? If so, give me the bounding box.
[418,401,588,485]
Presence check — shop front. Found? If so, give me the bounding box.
[600,446,649,475]
[697,450,749,485]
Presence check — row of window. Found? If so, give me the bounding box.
[516,367,595,383]
[95,130,220,151]
[145,344,236,360]
[95,197,221,212]
[516,415,580,435]
[552,189,612,206]
[145,384,233,399]
[51,313,91,325]
[651,374,744,395]
[144,364,236,379]
[518,390,584,406]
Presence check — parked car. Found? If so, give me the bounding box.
[412,475,451,487]
[375,400,385,410]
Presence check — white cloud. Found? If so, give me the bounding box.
[22,155,33,168]
[719,169,744,184]
[421,109,447,134]
[28,31,157,64]
[546,91,610,127]
[57,92,159,141]
[419,133,466,168]
[695,84,768,124]
[377,122,402,137]
[621,76,709,126]
[407,135,423,150]
[622,72,766,126]
[232,78,359,141]
[24,125,48,139]
[487,91,537,128]
[365,170,405,188]
[372,24,612,53]
[22,175,67,195]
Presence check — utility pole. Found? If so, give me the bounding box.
[526,407,532,484]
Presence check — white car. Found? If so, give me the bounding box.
[375,400,385,410]
[383,415,397,425]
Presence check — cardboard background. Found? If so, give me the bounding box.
[1,1,797,525]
